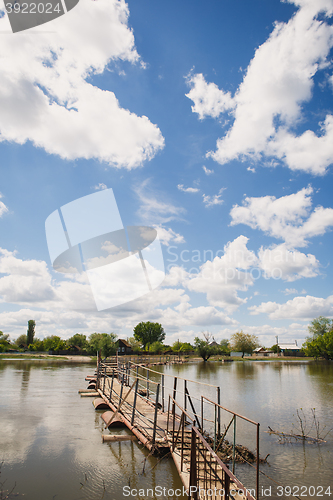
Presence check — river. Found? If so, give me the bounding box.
[0,359,332,499]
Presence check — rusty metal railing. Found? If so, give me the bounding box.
[167,396,257,500]
[202,396,260,498]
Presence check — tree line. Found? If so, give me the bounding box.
[1,317,332,360]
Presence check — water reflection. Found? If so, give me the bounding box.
[20,364,32,394]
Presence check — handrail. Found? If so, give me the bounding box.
[128,360,219,388]
[202,396,259,425]
[191,426,256,500]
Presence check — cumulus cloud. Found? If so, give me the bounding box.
[203,188,225,207]
[0,0,164,169]
[249,294,333,319]
[188,1,333,174]
[230,186,333,247]
[0,193,8,217]
[0,246,237,338]
[185,73,234,120]
[258,244,319,281]
[185,236,257,312]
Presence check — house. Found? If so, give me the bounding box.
[209,341,219,348]
[118,339,133,355]
[253,347,274,357]
[278,341,302,355]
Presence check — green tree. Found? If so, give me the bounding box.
[230,331,259,358]
[194,336,216,362]
[308,316,333,337]
[89,333,117,358]
[133,322,165,350]
[219,339,230,355]
[0,331,10,352]
[27,320,36,346]
[33,338,45,351]
[127,337,142,353]
[172,341,193,353]
[303,317,333,360]
[149,341,165,354]
[67,334,88,351]
[270,344,281,353]
[303,331,333,360]
[14,334,28,348]
[44,335,62,351]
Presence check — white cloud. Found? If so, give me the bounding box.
[283,288,299,295]
[203,188,225,207]
[154,226,185,246]
[185,236,258,312]
[177,184,200,193]
[230,186,333,247]
[185,73,234,120]
[203,166,214,175]
[249,294,333,319]
[0,0,164,169]
[191,1,333,174]
[0,246,236,338]
[258,243,319,281]
[94,183,108,190]
[0,193,8,217]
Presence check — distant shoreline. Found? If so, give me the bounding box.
[0,353,95,362]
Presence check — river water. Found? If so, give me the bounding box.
[0,359,332,500]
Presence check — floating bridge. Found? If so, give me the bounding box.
[82,357,260,500]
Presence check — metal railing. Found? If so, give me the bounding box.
[167,396,257,500]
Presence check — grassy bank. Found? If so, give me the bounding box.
[0,352,95,362]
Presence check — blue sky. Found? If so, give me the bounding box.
[1,0,333,347]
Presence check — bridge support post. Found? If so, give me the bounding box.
[189,426,198,500]
[152,383,160,444]
[109,369,114,402]
[131,377,139,426]
[162,374,165,412]
[217,386,221,437]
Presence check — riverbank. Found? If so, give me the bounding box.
[0,352,95,362]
